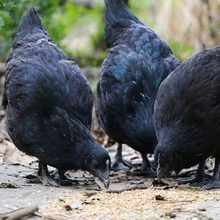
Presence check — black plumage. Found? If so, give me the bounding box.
[154,45,220,190]
[3,8,111,188]
[96,0,180,172]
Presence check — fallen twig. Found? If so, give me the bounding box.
[106,185,149,193]
[43,214,71,220]
[0,183,19,189]
[0,205,38,220]
[156,199,196,203]
[84,185,149,196]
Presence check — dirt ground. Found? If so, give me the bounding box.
[0,142,220,219]
[0,111,220,220]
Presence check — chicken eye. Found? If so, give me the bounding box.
[94,163,100,170]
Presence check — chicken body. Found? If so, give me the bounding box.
[4,8,110,188]
[96,0,180,172]
[154,45,220,190]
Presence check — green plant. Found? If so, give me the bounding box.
[169,41,194,61]
[0,0,58,59]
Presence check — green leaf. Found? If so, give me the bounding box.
[0,17,4,29]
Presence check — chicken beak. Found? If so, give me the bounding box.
[94,159,111,189]
[96,175,110,189]
[103,159,110,189]
[156,164,163,182]
[157,162,171,182]
[103,178,110,189]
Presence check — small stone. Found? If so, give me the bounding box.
[165,212,176,218]
[64,205,72,211]
[71,200,83,210]
[155,194,165,200]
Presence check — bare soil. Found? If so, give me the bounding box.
[0,142,220,219]
[0,111,219,220]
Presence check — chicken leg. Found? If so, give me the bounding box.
[51,169,78,186]
[177,159,211,186]
[38,162,59,187]
[203,157,220,190]
[112,143,132,171]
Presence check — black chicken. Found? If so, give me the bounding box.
[96,0,180,172]
[3,8,111,188]
[154,45,220,190]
